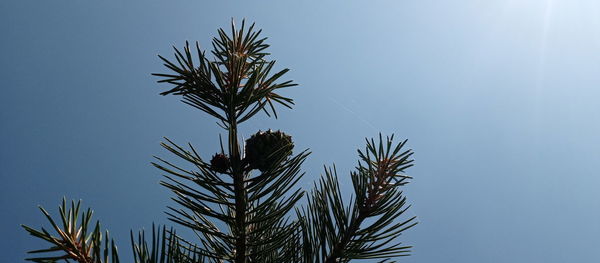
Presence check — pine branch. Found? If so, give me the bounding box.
[154,20,304,262]
[153,19,296,126]
[154,134,307,261]
[301,134,417,262]
[21,198,120,263]
[131,225,209,263]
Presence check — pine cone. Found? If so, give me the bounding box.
[210,153,230,173]
[244,130,294,172]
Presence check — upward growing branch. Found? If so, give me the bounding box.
[300,134,417,263]
[21,199,119,263]
[153,20,304,262]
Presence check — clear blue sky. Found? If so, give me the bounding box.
[2,0,600,262]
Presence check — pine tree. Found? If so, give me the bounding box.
[21,20,417,263]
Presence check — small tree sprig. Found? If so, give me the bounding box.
[21,198,119,263]
[300,134,417,263]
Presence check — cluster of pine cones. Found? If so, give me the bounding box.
[210,130,294,173]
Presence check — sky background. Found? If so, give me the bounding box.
[2,0,600,262]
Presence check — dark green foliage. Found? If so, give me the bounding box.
[130,225,204,263]
[22,20,417,262]
[299,135,417,263]
[21,199,119,263]
[152,19,296,124]
[151,20,306,262]
[152,137,308,261]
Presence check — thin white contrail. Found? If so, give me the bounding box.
[328,97,379,131]
[531,0,555,139]
[536,0,555,95]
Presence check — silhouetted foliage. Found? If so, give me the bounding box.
[22,20,417,263]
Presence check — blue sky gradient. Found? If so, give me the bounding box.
[2,0,600,262]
